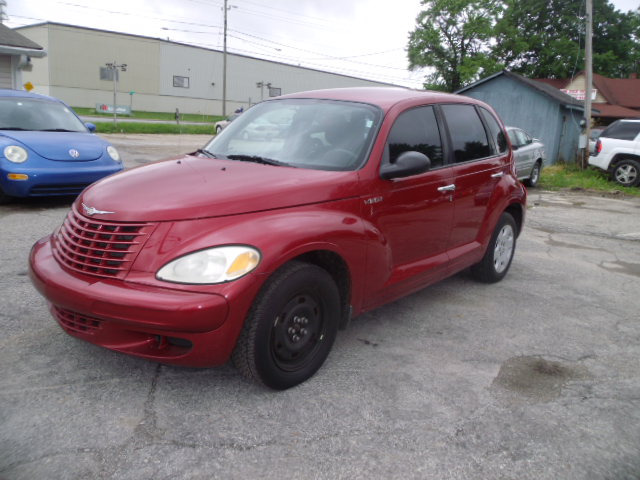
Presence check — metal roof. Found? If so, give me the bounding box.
[0,23,44,52]
[455,70,584,109]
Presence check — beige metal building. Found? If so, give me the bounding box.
[16,22,396,115]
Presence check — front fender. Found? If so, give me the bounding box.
[130,197,369,307]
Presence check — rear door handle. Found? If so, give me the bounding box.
[437,184,456,192]
[491,172,504,178]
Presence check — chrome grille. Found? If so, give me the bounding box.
[52,204,156,279]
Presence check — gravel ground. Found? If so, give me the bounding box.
[1,135,639,480]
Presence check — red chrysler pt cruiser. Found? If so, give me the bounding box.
[30,88,526,389]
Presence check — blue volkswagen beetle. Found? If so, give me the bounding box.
[0,89,123,203]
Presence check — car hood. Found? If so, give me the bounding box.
[0,131,105,161]
[78,154,360,222]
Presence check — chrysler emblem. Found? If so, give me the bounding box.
[69,149,80,158]
[82,203,115,216]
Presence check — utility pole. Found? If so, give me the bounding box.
[583,0,593,169]
[0,0,7,24]
[222,1,237,117]
[223,0,228,117]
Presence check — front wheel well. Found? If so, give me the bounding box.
[292,250,352,329]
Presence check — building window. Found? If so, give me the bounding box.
[173,76,190,88]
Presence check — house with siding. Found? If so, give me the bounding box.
[535,72,640,124]
[456,70,586,164]
[0,23,45,89]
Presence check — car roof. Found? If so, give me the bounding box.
[0,88,60,102]
[275,87,488,113]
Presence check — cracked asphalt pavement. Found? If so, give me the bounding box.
[1,135,639,479]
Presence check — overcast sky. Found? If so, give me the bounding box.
[4,0,639,88]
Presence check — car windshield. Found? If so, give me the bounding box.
[0,97,88,132]
[204,98,382,171]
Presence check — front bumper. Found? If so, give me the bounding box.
[1,159,122,197]
[29,236,250,367]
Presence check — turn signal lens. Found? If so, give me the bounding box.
[226,251,260,278]
[7,173,29,180]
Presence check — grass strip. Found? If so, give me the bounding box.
[539,164,640,197]
[74,107,224,124]
[95,122,216,135]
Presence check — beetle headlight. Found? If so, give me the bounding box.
[4,146,28,163]
[107,145,121,162]
[156,246,260,284]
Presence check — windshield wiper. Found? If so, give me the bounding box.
[38,128,78,132]
[226,154,290,167]
[194,148,218,158]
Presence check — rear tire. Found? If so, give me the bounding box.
[471,212,517,283]
[611,159,640,187]
[232,261,340,390]
[524,161,541,187]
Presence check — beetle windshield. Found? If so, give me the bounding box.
[204,98,382,171]
[0,97,88,132]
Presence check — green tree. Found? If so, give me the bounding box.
[407,0,503,92]
[493,0,640,78]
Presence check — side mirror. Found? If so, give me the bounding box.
[85,122,97,133]
[380,151,431,180]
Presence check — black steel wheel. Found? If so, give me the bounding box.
[232,261,340,390]
[471,212,517,283]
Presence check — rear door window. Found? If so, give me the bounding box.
[479,108,508,154]
[602,121,640,141]
[441,104,492,163]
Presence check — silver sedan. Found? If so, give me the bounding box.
[507,126,546,187]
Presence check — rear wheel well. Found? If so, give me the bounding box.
[293,250,352,329]
[610,154,640,169]
[505,203,524,236]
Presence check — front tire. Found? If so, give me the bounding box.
[471,212,517,283]
[232,261,340,390]
[612,159,640,187]
[0,186,12,205]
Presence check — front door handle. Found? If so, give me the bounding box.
[491,172,504,178]
[437,184,456,192]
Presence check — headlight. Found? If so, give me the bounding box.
[107,145,121,162]
[4,146,28,163]
[157,246,260,284]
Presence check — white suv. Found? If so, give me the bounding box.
[589,119,640,187]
